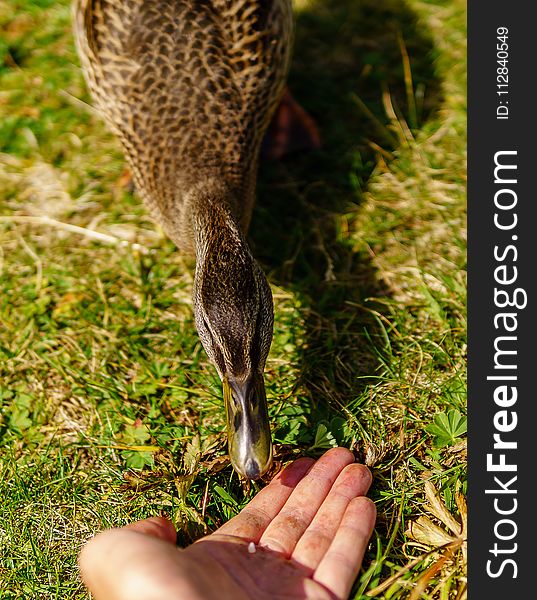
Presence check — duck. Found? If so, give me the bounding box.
[72,0,294,480]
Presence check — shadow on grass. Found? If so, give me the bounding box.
[250,0,442,451]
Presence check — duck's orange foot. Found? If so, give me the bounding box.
[115,167,135,193]
[262,87,322,160]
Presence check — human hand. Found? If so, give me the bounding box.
[79,447,376,600]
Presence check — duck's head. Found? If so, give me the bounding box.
[192,202,274,480]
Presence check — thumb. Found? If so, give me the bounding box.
[124,516,177,544]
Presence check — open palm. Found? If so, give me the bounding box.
[79,448,376,600]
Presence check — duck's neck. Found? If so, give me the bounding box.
[186,179,247,263]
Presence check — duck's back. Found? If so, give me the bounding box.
[74,0,292,248]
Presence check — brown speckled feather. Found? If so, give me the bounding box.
[73,0,292,251]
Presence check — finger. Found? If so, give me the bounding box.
[216,456,315,540]
[125,517,177,543]
[79,528,185,600]
[291,464,372,571]
[313,496,377,600]
[258,447,355,556]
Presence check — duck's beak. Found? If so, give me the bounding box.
[223,373,272,480]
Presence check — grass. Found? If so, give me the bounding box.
[0,0,467,598]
